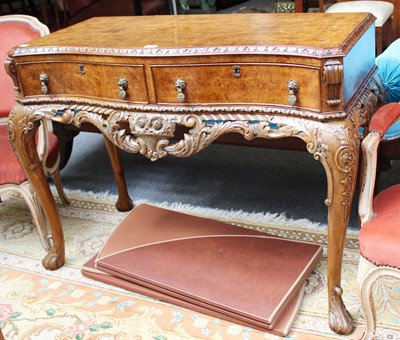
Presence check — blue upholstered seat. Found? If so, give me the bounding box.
[376,38,400,139]
[384,123,400,139]
[376,38,400,103]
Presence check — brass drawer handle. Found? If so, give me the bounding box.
[287,79,299,106]
[118,77,128,100]
[39,73,49,95]
[174,78,187,103]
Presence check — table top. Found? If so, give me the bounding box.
[12,13,374,57]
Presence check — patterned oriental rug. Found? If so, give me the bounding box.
[0,191,399,339]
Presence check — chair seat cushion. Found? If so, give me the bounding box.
[385,120,400,139]
[374,39,400,140]
[0,124,27,184]
[360,184,400,268]
[325,1,394,27]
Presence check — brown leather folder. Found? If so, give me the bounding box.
[82,204,322,335]
[83,255,305,336]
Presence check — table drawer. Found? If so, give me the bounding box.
[151,63,321,110]
[17,61,149,103]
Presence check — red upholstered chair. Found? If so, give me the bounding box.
[358,102,400,340]
[0,14,69,250]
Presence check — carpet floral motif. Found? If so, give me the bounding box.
[0,192,399,339]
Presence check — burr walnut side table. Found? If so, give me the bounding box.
[5,13,384,335]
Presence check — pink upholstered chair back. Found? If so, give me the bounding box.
[0,15,50,118]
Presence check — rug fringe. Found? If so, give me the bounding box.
[54,187,337,233]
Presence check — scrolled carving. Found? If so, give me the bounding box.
[18,102,357,211]
[22,104,331,165]
[324,60,343,106]
[17,95,353,121]
[14,106,43,142]
[7,107,17,142]
[165,116,250,158]
[4,57,19,91]
[334,127,356,173]
[333,125,358,207]
[348,70,385,127]
[305,128,332,206]
[7,106,43,174]
[335,145,355,174]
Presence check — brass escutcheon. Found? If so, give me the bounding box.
[118,77,128,100]
[174,78,187,103]
[39,73,49,95]
[232,65,241,78]
[79,63,85,74]
[287,79,299,106]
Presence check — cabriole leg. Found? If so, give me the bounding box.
[103,135,133,212]
[313,122,359,335]
[8,104,65,270]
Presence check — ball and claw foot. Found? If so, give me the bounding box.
[329,286,354,335]
[42,245,64,270]
[115,196,134,212]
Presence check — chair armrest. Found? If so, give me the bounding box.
[36,119,50,161]
[359,103,400,224]
[359,131,380,225]
[36,119,60,176]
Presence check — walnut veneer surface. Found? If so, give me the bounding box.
[6,13,384,336]
[21,13,367,47]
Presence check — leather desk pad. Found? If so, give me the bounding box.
[82,204,323,335]
[83,255,305,336]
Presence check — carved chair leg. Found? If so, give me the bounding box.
[358,259,400,340]
[52,167,70,206]
[21,182,51,250]
[358,257,378,340]
[375,26,383,55]
[381,16,393,53]
[0,183,51,250]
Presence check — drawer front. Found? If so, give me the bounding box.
[17,61,149,103]
[152,63,321,111]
